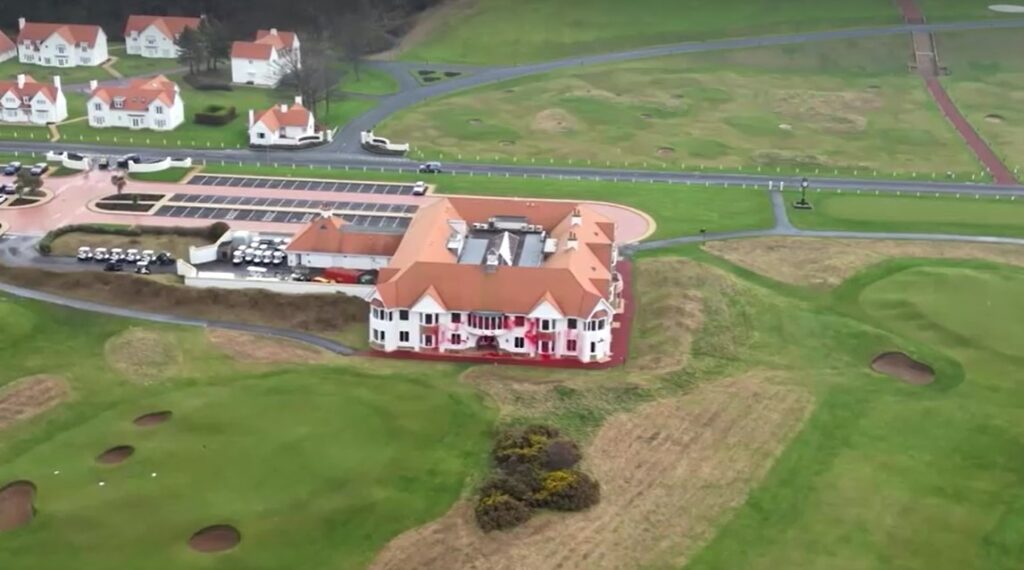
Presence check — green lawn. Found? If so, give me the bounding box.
[128,168,192,183]
[0,52,176,85]
[0,296,494,570]
[199,163,775,240]
[938,29,1024,179]
[338,64,399,96]
[919,0,1024,21]
[383,36,983,180]
[111,55,183,78]
[789,191,1024,237]
[400,0,902,64]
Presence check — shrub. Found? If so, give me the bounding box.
[475,492,533,532]
[543,438,582,470]
[531,469,601,511]
[493,424,562,470]
[193,105,237,126]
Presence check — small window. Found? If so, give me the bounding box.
[422,335,434,347]
[399,331,410,343]
[155,106,163,114]
[567,318,578,330]
[540,341,552,354]
[422,313,435,325]
[514,337,525,349]
[566,339,577,352]
[450,333,462,345]
[451,313,462,324]
[257,132,265,139]
[514,316,525,327]
[539,319,553,332]
[598,319,605,331]
[399,310,409,321]
[93,103,101,111]
[590,342,597,354]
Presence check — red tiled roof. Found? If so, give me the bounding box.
[286,215,404,256]
[0,75,58,104]
[91,75,178,111]
[18,22,102,47]
[256,29,298,49]
[124,15,201,38]
[0,31,15,54]
[231,40,273,60]
[253,102,312,130]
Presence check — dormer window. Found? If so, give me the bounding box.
[113,96,125,109]
[22,96,30,105]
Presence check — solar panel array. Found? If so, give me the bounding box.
[187,175,417,195]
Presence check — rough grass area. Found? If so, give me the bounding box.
[0,266,368,334]
[399,0,900,64]
[0,375,68,432]
[205,329,332,364]
[198,163,774,241]
[788,192,1024,237]
[48,231,210,260]
[104,327,183,383]
[939,28,1024,179]
[704,237,1024,288]
[0,295,493,570]
[384,36,981,179]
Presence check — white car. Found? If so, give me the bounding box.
[412,181,427,196]
[141,249,155,259]
[232,251,244,265]
[125,249,140,262]
[272,251,285,265]
[109,248,124,261]
[0,195,6,206]
[93,247,109,261]
[76,246,92,261]
[260,251,274,264]
[243,249,256,263]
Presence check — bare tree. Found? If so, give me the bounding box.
[14,170,42,200]
[110,172,127,196]
[275,40,331,116]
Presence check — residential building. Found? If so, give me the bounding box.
[86,75,184,131]
[248,96,327,147]
[0,31,17,63]
[124,15,201,59]
[16,18,108,67]
[0,74,68,124]
[285,213,403,270]
[363,197,621,363]
[230,28,300,87]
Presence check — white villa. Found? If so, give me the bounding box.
[86,75,184,131]
[0,74,67,124]
[248,97,327,147]
[124,15,201,59]
[230,28,300,87]
[0,31,17,63]
[16,18,108,67]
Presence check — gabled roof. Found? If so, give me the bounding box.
[18,22,103,47]
[124,15,201,38]
[0,75,59,104]
[286,215,404,257]
[256,29,298,50]
[91,75,178,111]
[0,31,15,54]
[232,29,298,61]
[253,102,312,131]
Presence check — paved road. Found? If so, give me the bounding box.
[333,17,1024,152]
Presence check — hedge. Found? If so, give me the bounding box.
[38,221,229,255]
[194,105,237,126]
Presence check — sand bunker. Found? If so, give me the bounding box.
[206,329,327,364]
[133,410,173,427]
[985,114,1005,123]
[105,327,182,383]
[871,352,935,385]
[499,140,516,147]
[0,375,68,432]
[189,524,241,553]
[656,146,675,157]
[989,4,1024,13]
[0,481,36,532]
[96,445,135,464]
[531,109,578,133]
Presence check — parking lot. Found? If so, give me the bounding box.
[186,175,420,196]
[167,193,418,215]
[152,204,412,230]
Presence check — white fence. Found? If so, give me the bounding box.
[127,157,193,173]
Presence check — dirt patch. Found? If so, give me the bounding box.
[467,118,482,125]
[133,410,172,427]
[773,90,881,133]
[778,123,793,131]
[0,266,368,334]
[0,481,36,532]
[704,237,1024,288]
[640,113,653,119]
[96,445,135,464]
[0,375,69,432]
[499,140,516,147]
[531,109,579,134]
[984,114,1005,123]
[189,524,241,553]
[104,327,182,383]
[206,329,329,364]
[656,146,675,157]
[871,352,935,385]
[369,373,813,570]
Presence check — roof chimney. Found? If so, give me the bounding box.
[294,95,302,106]
[269,28,278,36]
[565,232,579,251]
[52,75,61,90]
[280,103,288,113]
[88,79,98,92]
[18,17,26,31]
[570,207,582,227]
[16,74,25,89]
[248,109,254,127]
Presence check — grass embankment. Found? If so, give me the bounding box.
[383,35,982,180]
[48,232,208,259]
[127,168,192,183]
[400,0,900,64]
[788,192,1024,238]
[199,163,775,241]
[0,294,493,570]
[338,64,399,95]
[938,28,1024,180]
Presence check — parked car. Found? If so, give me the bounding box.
[155,252,174,265]
[290,272,311,282]
[260,251,274,264]
[3,161,21,175]
[125,249,139,262]
[97,157,110,170]
[109,248,124,261]
[135,261,151,275]
[28,163,49,176]
[76,246,92,261]
[272,251,285,265]
[92,247,109,261]
[412,181,428,196]
[103,260,124,272]
[418,161,443,174]
[141,249,154,259]
[116,154,141,169]
[232,251,244,265]
[0,195,7,206]
[243,249,256,264]
[0,184,15,195]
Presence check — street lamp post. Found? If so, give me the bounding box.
[800,177,809,205]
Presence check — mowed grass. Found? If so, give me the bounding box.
[383,36,982,179]
[199,163,775,240]
[919,0,1024,21]
[0,52,177,85]
[0,296,494,570]
[938,29,1024,179]
[400,0,901,64]
[338,64,399,95]
[789,191,1024,237]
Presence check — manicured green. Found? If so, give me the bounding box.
[0,52,176,85]
[0,296,494,570]
[401,0,901,64]
[199,163,775,240]
[110,54,183,79]
[939,29,1024,180]
[789,191,1024,237]
[920,0,1024,21]
[384,36,982,180]
[338,64,399,96]
[128,168,192,183]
